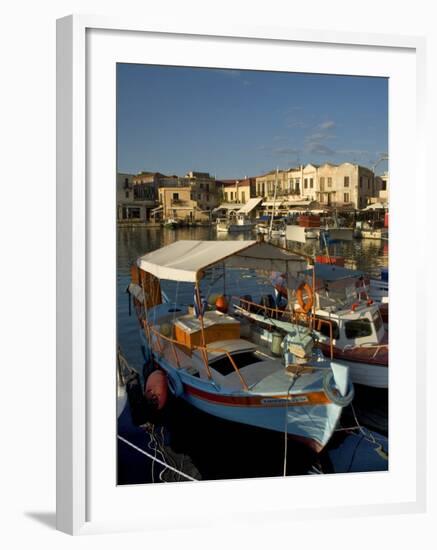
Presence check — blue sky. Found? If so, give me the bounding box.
[117,64,388,178]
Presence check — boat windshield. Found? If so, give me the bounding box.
[344,318,372,339]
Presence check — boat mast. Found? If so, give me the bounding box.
[268,167,279,240]
[194,276,213,379]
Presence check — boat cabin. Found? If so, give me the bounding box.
[296,263,386,351]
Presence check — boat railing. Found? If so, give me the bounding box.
[236,297,335,359]
[236,296,295,322]
[312,317,335,359]
[145,322,250,391]
[146,321,182,370]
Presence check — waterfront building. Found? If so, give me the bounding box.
[185,171,220,212]
[255,167,315,215]
[117,172,154,221]
[255,167,312,201]
[157,171,220,222]
[255,170,285,198]
[315,163,375,209]
[131,172,183,220]
[255,163,382,211]
[218,177,256,204]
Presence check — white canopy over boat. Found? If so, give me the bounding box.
[137,240,307,282]
[237,197,263,214]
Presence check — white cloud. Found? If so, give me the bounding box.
[318,120,336,130]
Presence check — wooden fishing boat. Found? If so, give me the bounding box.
[127,240,354,453]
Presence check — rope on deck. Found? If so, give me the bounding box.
[117,435,199,482]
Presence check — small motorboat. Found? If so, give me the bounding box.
[163,218,180,229]
[216,212,256,233]
[127,240,354,453]
[271,263,388,388]
[355,220,388,240]
[256,218,286,239]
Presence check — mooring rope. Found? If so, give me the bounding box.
[117,435,199,482]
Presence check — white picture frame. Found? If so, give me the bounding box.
[56,14,427,535]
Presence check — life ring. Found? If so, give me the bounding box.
[323,370,355,407]
[166,369,184,397]
[296,282,314,314]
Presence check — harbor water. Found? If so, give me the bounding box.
[117,226,389,483]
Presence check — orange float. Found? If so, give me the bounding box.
[144,370,168,410]
[215,295,229,313]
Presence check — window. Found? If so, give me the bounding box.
[359,176,363,188]
[172,192,179,200]
[241,191,246,203]
[344,176,350,187]
[328,177,332,187]
[206,184,209,192]
[129,207,141,219]
[317,320,340,340]
[230,192,234,200]
[345,319,372,339]
[125,191,129,198]
[304,178,308,189]
[344,193,350,203]
[368,180,371,189]
[310,178,314,188]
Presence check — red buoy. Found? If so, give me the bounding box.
[145,370,168,410]
[215,295,229,313]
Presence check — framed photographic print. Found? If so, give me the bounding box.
[56,15,427,535]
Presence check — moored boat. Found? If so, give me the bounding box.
[127,240,354,453]
[216,212,256,232]
[163,218,180,229]
[271,263,388,388]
